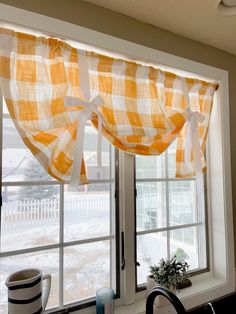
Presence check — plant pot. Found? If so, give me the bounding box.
[146,276,176,308]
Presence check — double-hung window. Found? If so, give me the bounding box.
[0,96,118,313]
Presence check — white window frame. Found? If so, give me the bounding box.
[135,149,207,289]
[0,3,234,314]
[0,97,117,311]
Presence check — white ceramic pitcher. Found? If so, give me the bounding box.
[5,268,51,314]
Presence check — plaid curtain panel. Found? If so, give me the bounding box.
[0,27,218,184]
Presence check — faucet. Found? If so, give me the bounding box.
[205,302,216,313]
[146,286,188,314]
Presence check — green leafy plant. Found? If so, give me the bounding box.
[149,256,189,291]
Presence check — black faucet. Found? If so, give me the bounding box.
[146,286,188,314]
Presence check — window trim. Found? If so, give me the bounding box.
[0,3,234,313]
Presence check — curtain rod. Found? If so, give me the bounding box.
[0,19,219,86]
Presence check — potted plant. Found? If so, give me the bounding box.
[147,255,189,307]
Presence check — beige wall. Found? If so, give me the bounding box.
[1,0,236,254]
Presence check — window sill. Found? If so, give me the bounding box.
[53,273,233,314]
[114,274,233,314]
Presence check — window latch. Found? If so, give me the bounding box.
[121,231,125,271]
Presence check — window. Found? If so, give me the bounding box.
[0,96,118,313]
[0,7,234,313]
[135,141,207,288]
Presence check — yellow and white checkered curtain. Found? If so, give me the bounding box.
[0,27,218,184]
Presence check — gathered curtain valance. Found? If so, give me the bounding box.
[0,27,218,188]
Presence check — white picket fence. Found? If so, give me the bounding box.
[2,193,109,230]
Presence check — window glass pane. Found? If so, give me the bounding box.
[136,139,207,288]
[169,181,197,226]
[64,241,111,305]
[137,232,167,286]
[136,155,165,179]
[2,117,52,182]
[0,249,59,314]
[167,140,177,178]
[64,184,113,242]
[136,182,166,231]
[1,185,60,252]
[170,226,199,270]
[84,125,112,180]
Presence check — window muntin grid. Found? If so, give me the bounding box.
[0,96,117,312]
[135,141,207,287]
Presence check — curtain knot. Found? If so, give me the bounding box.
[185,110,205,166]
[186,110,205,125]
[64,95,104,190]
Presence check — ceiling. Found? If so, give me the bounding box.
[84,0,236,56]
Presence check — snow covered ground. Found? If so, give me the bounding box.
[0,217,111,313]
[0,191,112,313]
[0,192,198,313]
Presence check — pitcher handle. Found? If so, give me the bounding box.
[42,274,51,311]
